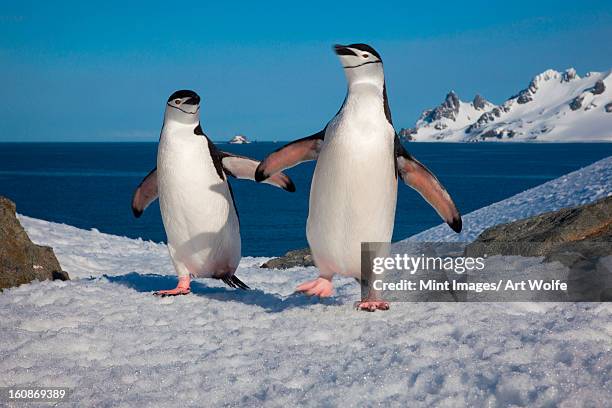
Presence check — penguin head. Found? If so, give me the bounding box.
[334,43,384,87]
[165,90,201,124]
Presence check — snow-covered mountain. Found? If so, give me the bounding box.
[403,68,612,142]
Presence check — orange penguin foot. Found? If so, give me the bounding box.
[154,275,191,297]
[296,277,334,297]
[354,301,390,312]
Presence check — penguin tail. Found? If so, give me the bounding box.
[221,275,250,290]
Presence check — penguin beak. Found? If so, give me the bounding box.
[183,95,200,105]
[334,44,357,56]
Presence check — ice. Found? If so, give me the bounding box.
[0,157,611,406]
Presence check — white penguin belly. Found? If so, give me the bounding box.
[158,131,240,278]
[307,119,397,279]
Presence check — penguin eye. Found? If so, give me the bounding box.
[362,54,369,58]
[175,99,181,105]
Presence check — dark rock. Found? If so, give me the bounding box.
[601,288,612,302]
[260,248,314,269]
[472,94,488,110]
[605,102,612,113]
[479,130,501,139]
[568,80,605,112]
[562,68,577,82]
[516,92,533,104]
[591,80,605,95]
[434,122,447,130]
[478,128,515,140]
[539,126,551,134]
[416,109,433,122]
[511,73,546,105]
[465,195,612,259]
[398,128,415,141]
[465,196,612,301]
[467,106,509,134]
[421,91,461,123]
[569,95,584,111]
[0,196,68,290]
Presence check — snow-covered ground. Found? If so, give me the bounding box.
[407,68,612,142]
[1,157,611,407]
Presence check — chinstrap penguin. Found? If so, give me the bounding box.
[132,90,295,296]
[255,44,462,311]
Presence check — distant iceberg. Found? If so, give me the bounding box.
[229,135,250,144]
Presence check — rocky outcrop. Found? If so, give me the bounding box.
[472,94,489,110]
[464,196,612,301]
[398,128,416,141]
[466,105,510,134]
[513,69,563,104]
[605,102,612,113]
[561,67,578,82]
[465,195,612,261]
[591,79,605,95]
[569,95,584,111]
[260,248,314,269]
[569,80,607,112]
[0,196,68,290]
[478,129,515,140]
[420,91,461,123]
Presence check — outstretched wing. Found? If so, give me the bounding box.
[131,167,158,218]
[254,129,325,182]
[220,152,296,192]
[395,136,462,232]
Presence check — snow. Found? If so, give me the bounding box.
[409,68,612,142]
[412,94,494,141]
[1,157,611,406]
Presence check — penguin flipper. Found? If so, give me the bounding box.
[254,129,325,182]
[220,153,296,192]
[131,167,158,218]
[395,137,462,233]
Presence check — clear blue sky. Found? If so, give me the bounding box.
[1,1,611,142]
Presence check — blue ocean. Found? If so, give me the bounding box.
[1,142,611,256]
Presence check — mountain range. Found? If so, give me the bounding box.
[401,68,612,142]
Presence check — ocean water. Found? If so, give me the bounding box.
[1,142,611,256]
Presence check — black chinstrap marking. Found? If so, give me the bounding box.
[344,60,382,69]
[167,103,200,115]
